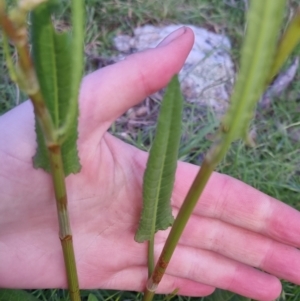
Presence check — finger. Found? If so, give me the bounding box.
[172,160,300,248]
[163,245,281,301]
[165,211,300,285]
[78,27,194,138]
[82,265,215,297]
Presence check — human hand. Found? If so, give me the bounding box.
[1,27,300,301]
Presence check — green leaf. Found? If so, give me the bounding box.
[58,0,85,140]
[135,75,183,243]
[204,289,250,301]
[268,8,300,83]
[142,1,288,292]
[219,0,286,149]
[0,289,39,301]
[87,293,98,301]
[31,3,81,175]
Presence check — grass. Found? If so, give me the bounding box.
[1,0,300,300]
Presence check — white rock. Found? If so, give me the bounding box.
[113,24,235,114]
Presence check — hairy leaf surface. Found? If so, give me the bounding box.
[31,3,81,175]
[135,75,183,243]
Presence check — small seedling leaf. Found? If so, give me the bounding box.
[135,75,183,242]
[31,3,81,175]
[87,293,98,301]
[0,289,40,301]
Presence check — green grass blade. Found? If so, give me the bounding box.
[0,289,39,301]
[31,3,81,175]
[135,75,183,243]
[204,289,250,301]
[268,7,300,83]
[2,33,17,83]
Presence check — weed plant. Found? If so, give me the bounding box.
[1,0,300,300]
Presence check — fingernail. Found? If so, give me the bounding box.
[157,26,187,47]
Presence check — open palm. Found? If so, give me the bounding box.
[1,28,300,301]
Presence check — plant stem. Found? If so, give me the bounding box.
[48,145,80,301]
[148,236,155,278]
[143,289,155,301]
[144,159,214,301]
[143,1,288,299]
[0,7,81,300]
[0,10,56,145]
[61,235,80,301]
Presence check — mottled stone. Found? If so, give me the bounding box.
[113,24,235,115]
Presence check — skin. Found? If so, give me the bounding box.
[1,27,300,301]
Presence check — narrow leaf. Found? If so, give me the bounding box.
[0,289,39,301]
[31,3,81,175]
[145,1,288,291]
[135,75,183,243]
[58,0,84,140]
[268,7,300,83]
[220,0,286,149]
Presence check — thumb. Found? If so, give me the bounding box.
[79,26,194,137]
